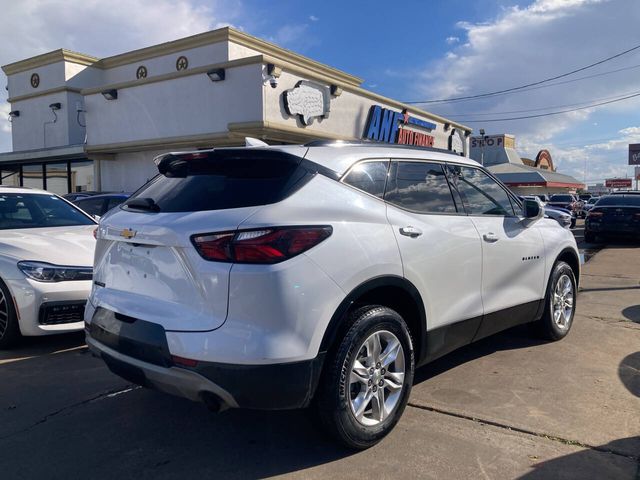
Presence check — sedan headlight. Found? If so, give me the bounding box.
[17,261,93,282]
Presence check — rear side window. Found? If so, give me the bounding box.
[125,152,310,213]
[342,161,389,198]
[385,161,458,214]
[446,165,516,216]
[76,197,105,216]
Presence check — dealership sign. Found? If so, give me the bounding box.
[363,105,436,147]
[605,178,632,188]
[629,143,640,165]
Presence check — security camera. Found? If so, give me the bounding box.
[269,75,278,89]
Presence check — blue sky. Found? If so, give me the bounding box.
[1,0,639,184]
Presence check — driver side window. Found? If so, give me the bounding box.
[446,165,516,216]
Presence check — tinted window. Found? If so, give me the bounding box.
[342,161,389,198]
[550,195,573,202]
[107,196,127,210]
[0,194,93,229]
[126,154,309,213]
[446,165,515,216]
[385,162,457,213]
[596,195,640,206]
[76,197,105,216]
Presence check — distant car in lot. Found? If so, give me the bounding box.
[73,193,131,218]
[578,194,592,201]
[520,196,573,229]
[582,196,600,214]
[85,142,580,449]
[0,187,96,348]
[585,192,640,243]
[548,194,580,216]
[63,191,105,202]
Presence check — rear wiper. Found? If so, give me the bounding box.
[125,197,160,212]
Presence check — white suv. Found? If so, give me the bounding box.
[85,142,580,448]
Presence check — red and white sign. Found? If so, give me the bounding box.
[605,178,632,188]
[635,167,640,181]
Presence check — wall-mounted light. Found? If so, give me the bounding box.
[8,110,20,118]
[49,102,61,110]
[464,130,471,137]
[330,84,342,97]
[207,68,226,82]
[444,122,451,132]
[267,64,282,78]
[101,89,118,100]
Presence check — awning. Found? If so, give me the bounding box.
[488,162,583,189]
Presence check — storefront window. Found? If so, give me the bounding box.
[1,167,20,187]
[22,165,44,190]
[70,161,94,193]
[46,163,69,195]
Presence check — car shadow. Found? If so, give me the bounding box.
[517,351,640,479]
[622,305,640,323]
[413,323,545,384]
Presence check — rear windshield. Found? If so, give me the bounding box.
[0,193,94,230]
[550,195,573,201]
[124,153,310,213]
[595,195,640,206]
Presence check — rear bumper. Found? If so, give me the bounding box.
[85,310,325,410]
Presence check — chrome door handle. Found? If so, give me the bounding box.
[399,226,422,238]
[483,232,499,243]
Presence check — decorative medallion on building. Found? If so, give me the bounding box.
[30,73,40,88]
[363,105,436,147]
[136,65,148,79]
[283,81,330,126]
[176,56,189,71]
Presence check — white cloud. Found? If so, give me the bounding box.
[445,36,459,45]
[309,15,319,22]
[412,0,640,183]
[0,0,241,152]
[267,23,319,50]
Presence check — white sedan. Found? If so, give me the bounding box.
[0,187,96,348]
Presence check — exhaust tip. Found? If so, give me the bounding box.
[201,391,228,413]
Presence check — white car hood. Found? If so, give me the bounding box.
[0,225,96,266]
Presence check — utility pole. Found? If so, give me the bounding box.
[479,128,485,166]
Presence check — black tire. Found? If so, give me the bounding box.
[313,306,414,449]
[536,261,577,341]
[584,230,597,243]
[0,278,21,349]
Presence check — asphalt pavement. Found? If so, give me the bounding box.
[0,222,638,479]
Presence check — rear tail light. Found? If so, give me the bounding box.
[192,226,332,264]
[171,355,199,368]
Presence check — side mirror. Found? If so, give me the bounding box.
[522,198,544,226]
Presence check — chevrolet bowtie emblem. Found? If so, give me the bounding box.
[120,228,137,239]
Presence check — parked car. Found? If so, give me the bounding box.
[578,194,592,201]
[85,143,580,449]
[73,193,131,218]
[535,194,550,202]
[585,192,640,243]
[520,196,573,229]
[582,196,600,214]
[0,187,96,348]
[548,194,579,214]
[63,191,105,202]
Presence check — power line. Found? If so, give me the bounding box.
[457,91,640,122]
[439,89,640,117]
[429,62,640,108]
[404,43,640,105]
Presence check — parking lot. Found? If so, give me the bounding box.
[1,222,638,480]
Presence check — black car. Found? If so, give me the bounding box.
[73,193,131,218]
[585,193,640,243]
[547,194,577,212]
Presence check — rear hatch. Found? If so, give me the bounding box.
[92,148,312,331]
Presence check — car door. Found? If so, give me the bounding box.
[445,164,545,339]
[383,160,484,361]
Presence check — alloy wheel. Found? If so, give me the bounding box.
[552,273,574,330]
[348,330,405,426]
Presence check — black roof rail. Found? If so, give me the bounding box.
[303,139,461,156]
